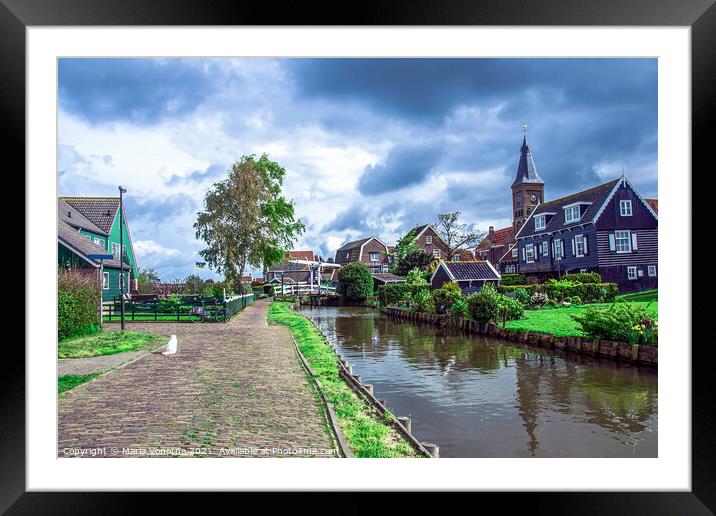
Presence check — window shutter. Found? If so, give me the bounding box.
[609,233,616,251]
[522,247,525,261]
[560,240,564,257]
[572,238,576,256]
[632,233,638,251]
[583,236,588,255]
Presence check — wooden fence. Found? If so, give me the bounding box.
[104,294,255,322]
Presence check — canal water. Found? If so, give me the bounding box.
[299,306,658,458]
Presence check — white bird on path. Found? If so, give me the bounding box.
[162,335,178,355]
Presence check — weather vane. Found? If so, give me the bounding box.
[522,123,528,133]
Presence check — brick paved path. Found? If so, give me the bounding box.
[58,300,337,458]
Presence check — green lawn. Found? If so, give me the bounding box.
[58,373,100,394]
[505,299,658,337]
[59,331,165,358]
[616,289,658,303]
[268,301,418,458]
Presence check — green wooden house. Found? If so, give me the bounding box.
[58,197,139,302]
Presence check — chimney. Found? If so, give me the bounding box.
[489,226,495,235]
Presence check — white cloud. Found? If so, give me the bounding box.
[134,240,181,259]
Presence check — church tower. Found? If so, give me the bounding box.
[511,130,544,233]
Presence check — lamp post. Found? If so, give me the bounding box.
[119,186,127,331]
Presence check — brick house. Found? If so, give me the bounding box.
[334,237,390,273]
[409,224,450,260]
[475,225,516,272]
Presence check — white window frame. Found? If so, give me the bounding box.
[369,252,380,262]
[426,235,432,244]
[574,234,586,257]
[102,272,109,289]
[620,200,633,216]
[553,238,563,259]
[94,237,104,247]
[648,265,657,277]
[432,249,441,259]
[564,205,581,223]
[615,230,632,253]
[541,241,549,257]
[534,215,546,230]
[345,252,350,260]
[512,248,518,258]
[525,243,535,263]
[112,242,121,258]
[627,266,638,280]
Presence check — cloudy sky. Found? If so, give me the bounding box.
[58,58,657,281]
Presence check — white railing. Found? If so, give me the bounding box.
[224,293,255,303]
[275,283,337,295]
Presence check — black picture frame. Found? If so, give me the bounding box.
[5,0,709,511]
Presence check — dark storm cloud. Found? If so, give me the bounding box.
[124,194,198,222]
[358,143,441,196]
[288,58,656,124]
[165,163,227,186]
[58,58,223,125]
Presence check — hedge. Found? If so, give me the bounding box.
[499,274,527,286]
[376,283,432,306]
[499,282,618,303]
[561,272,602,284]
[58,268,101,341]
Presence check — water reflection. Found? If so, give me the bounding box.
[301,306,658,458]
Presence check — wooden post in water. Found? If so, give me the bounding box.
[422,442,440,458]
[364,384,374,395]
[397,416,412,434]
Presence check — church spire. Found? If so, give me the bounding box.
[511,128,544,187]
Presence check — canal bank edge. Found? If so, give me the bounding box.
[383,307,657,368]
[287,301,435,458]
[286,330,354,458]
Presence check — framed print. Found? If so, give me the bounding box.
[5,0,711,511]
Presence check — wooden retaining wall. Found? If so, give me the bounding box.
[383,307,657,367]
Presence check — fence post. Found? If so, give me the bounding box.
[132,303,135,321]
[177,304,180,322]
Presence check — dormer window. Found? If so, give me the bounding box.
[564,205,581,224]
[534,215,546,230]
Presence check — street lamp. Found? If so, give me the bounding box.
[119,186,127,330]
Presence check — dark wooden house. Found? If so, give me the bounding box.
[430,260,501,295]
[515,176,658,292]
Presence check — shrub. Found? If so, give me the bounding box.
[338,262,373,301]
[573,303,658,345]
[414,288,436,313]
[496,295,524,321]
[514,287,531,306]
[450,297,469,318]
[570,295,582,305]
[405,268,428,285]
[530,292,549,308]
[430,282,462,315]
[58,268,101,341]
[377,283,432,306]
[467,283,501,323]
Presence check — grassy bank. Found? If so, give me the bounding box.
[505,299,658,337]
[268,301,418,458]
[59,331,165,358]
[58,373,100,394]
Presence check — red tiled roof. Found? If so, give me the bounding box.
[288,250,315,261]
[646,198,658,215]
[477,226,513,250]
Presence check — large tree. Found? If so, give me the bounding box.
[390,228,419,266]
[194,154,304,288]
[137,267,160,294]
[435,212,486,259]
[395,249,434,276]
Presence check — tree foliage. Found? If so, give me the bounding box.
[390,228,419,268]
[395,249,434,276]
[338,262,373,302]
[435,211,486,258]
[137,267,160,294]
[194,154,304,287]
